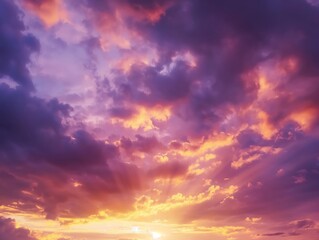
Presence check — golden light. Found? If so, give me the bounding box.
[151,231,162,239]
[111,105,172,130]
[289,108,317,130]
[131,226,141,233]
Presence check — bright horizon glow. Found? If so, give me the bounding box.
[132,226,141,233]
[151,231,162,239]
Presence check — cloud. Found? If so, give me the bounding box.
[290,219,316,229]
[109,60,193,107]
[1,0,319,239]
[261,232,285,236]
[0,0,40,89]
[0,216,37,240]
[59,0,319,230]
[0,84,143,219]
[22,0,67,27]
[147,161,189,180]
[79,0,170,23]
[120,134,164,155]
[236,129,270,149]
[90,0,319,137]
[109,107,136,119]
[174,134,319,226]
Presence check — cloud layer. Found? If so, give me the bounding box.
[0,0,319,239]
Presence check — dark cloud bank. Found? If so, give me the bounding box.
[0,216,37,240]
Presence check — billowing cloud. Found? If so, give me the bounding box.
[0,216,37,240]
[21,0,67,27]
[0,84,143,219]
[0,0,40,89]
[1,0,319,239]
[90,0,319,137]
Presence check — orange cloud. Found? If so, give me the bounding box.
[289,107,318,130]
[166,134,233,160]
[23,0,67,27]
[130,185,221,219]
[111,105,172,130]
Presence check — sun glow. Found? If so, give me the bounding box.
[151,231,162,239]
[131,226,141,233]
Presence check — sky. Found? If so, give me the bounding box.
[0,0,319,239]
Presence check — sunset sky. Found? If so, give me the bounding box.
[1,0,319,239]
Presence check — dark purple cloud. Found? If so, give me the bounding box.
[0,0,40,90]
[235,122,304,150]
[255,218,318,237]
[0,84,143,219]
[120,134,164,154]
[109,106,136,119]
[109,60,193,107]
[0,216,37,240]
[292,219,316,229]
[236,129,270,149]
[91,0,319,137]
[261,232,285,237]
